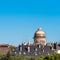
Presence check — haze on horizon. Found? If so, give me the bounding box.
[0,0,60,46]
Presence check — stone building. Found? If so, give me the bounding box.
[12,27,60,56]
[0,44,10,55]
[0,44,15,55]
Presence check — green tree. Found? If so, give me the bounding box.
[36,56,44,60]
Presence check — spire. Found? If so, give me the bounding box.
[27,39,31,46]
[22,40,24,45]
[28,40,30,45]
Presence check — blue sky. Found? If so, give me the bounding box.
[0,0,60,46]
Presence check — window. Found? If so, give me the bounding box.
[25,48,28,51]
[37,45,41,48]
[34,48,37,51]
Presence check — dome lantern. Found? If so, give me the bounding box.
[38,27,42,31]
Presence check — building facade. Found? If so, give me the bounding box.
[0,44,10,55]
[0,44,15,55]
[12,28,60,56]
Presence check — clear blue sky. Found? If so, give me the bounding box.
[0,0,60,46]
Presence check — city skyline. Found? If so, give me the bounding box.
[0,0,60,46]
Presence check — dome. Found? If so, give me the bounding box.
[34,27,45,37]
[36,31,45,34]
[34,27,46,45]
[36,28,45,34]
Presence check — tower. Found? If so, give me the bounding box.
[34,27,46,45]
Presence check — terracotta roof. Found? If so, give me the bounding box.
[0,44,9,47]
